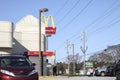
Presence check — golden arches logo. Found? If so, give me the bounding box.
[41,14,55,28]
[41,14,56,35]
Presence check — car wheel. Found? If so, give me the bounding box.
[116,73,120,80]
[101,72,105,76]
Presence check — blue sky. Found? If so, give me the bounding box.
[0,0,120,63]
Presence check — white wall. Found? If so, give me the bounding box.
[0,21,13,48]
[13,15,46,54]
[13,15,48,75]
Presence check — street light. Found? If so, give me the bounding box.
[39,8,48,76]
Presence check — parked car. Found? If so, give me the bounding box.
[94,66,115,76]
[0,55,38,80]
[94,66,106,76]
[105,66,115,76]
[115,60,120,80]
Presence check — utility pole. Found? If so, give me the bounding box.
[80,32,88,75]
[72,44,75,75]
[65,40,70,74]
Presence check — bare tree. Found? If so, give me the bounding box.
[98,52,112,63]
[89,44,120,65]
[107,44,120,63]
[66,53,82,64]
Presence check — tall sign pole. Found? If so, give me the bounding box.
[39,8,48,76]
[80,32,88,75]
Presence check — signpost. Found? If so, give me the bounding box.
[40,14,56,76]
[45,27,56,34]
[85,62,93,68]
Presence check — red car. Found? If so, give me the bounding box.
[0,55,38,80]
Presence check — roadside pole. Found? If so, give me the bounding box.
[80,32,88,76]
[65,40,70,75]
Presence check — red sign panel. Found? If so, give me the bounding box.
[43,51,54,56]
[28,51,54,56]
[45,27,56,35]
[28,51,39,56]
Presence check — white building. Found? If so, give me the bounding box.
[0,21,13,55]
[13,15,46,54]
[0,15,50,75]
[13,15,48,75]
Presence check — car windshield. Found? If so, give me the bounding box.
[0,57,32,67]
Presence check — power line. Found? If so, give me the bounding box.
[57,0,94,33]
[54,0,70,18]
[89,15,120,36]
[56,0,81,25]
[56,34,120,63]
[54,17,120,62]
[85,35,120,58]
[54,0,120,60]
[83,0,119,31]
[55,35,120,63]
[85,40,120,59]
[53,0,94,52]
[65,0,119,42]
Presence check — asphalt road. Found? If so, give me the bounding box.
[39,76,116,80]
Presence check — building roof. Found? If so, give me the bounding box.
[14,15,45,33]
[16,15,39,26]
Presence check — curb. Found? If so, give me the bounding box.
[39,76,54,79]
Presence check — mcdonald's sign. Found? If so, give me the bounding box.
[28,51,54,56]
[42,51,54,56]
[41,15,56,35]
[28,51,39,56]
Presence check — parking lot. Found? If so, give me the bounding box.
[39,76,116,80]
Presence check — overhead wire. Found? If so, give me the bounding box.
[57,0,94,33]
[66,0,119,42]
[69,0,120,50]
[54,0,119,43]
[55,35,120,63]
[82,0,120,58]
[52,0,81,50]
[54,0,70,18]
[86,3,120,35]
[56,0,81,25]
[85,37,120,60]
[89,15,120,36]
[54,0,120,62]
[54,0,120,59]
[85,17,120,57]
[83,0,119,31]
[84,1,120,59]
[54,0,94,50]
[84,33,120,59]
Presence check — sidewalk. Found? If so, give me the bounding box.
[39,76,69,80]
[39,76,54,79]
[39,76,116,80]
